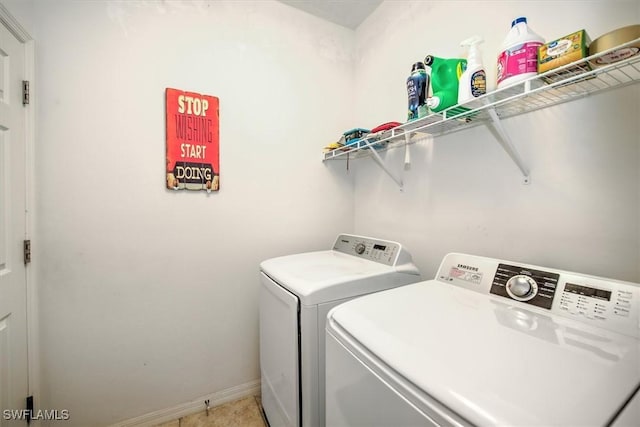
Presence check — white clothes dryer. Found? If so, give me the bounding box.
[259,234,421,427]
[326,253,640,426]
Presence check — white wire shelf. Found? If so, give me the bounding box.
[323,37,640,162]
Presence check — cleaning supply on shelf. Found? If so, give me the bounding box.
[497,17,544,89]
[538,30,590,73]
[406,62,429,121]
[458,36,487,104]
[424,54,466,113]
[538,29,592,85]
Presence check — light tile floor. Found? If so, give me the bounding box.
[155,396,267,427]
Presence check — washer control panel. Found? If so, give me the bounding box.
[437,253,640,337]
[490,264,560,310]
[333,234,401,266]
[558,281,633,323]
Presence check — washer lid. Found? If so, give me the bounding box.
[328,280,640,426]
[261,251,415,305]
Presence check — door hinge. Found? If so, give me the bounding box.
[22,80,30,105]
[24,240,31,264]
[26,395,34,425]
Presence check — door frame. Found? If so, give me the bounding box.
[0,2,38,414]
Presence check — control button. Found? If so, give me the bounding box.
[355,243,366,255]
[614,307,630,317]
[506,275,538,301]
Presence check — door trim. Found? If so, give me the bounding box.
[0,3,30,41]
[0,1,38,416]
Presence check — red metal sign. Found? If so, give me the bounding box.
[166,88,220,191]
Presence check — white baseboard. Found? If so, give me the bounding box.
[110,379,261,427]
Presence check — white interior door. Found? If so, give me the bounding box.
[0,16,29,425]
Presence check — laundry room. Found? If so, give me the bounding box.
[0,0,638,426]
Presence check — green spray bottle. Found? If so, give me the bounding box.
[424,55,467,113]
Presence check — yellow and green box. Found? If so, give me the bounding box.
[538,30,592,84]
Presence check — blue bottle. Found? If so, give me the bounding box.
[407,62,429,121]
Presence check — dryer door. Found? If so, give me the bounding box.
[260,272,300,427]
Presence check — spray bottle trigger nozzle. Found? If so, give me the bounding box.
[460,35,484,48]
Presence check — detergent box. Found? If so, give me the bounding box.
[538,29,592,84]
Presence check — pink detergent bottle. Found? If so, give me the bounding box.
[497,17,544,89]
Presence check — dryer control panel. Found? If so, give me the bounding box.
[333,234,402,266]
[437,253,640,338]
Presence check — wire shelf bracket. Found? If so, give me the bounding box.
[486,107,530,184]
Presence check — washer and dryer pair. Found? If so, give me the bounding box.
[260,235,640,426]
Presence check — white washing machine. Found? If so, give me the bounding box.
[259,234,421,427]
[326,253,640,426]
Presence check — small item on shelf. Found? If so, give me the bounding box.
[343,128,371,147]
[458,36,487,104]
[538,29,593,84]
[497,17,545,89]
[322,141,344,153]
[407,62,429,121]
[370,122,402,133]
[424,55,467,112]
[588,25,640,67]
[361,122,402,150]
[323,135,351,153]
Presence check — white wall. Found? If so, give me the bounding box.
[26,1,355,425]
[353,1,640,282]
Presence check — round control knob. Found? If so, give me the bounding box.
[355,243,366,255]
[506,275,538,301]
